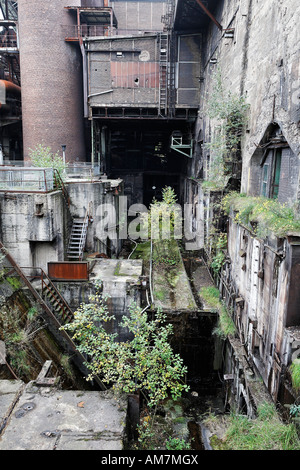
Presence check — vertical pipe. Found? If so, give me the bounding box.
[91,119,95,168]
[77,7,81,40]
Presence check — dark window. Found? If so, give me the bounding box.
[271,149,282,199]
[261,148,282,199]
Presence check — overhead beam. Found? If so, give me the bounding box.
[194,0,223,31]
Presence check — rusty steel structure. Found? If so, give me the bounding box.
[0,0,19,85]
[0,240,105,389]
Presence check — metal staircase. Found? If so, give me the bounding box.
[67,213,89,261]
[40,271,74,325]
[53,170,90,263]
[0,241,105,390]
[19,266,74,326]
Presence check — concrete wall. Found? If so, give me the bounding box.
[0,190,66,271]
[183,0,300,412]
[0,174,124,271]
[53,259,143,342]
[66,177,123,256]
[193,0,300,197]
[18,0,86,162]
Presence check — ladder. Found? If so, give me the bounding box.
[159,33,169,113]
[67,213,89,261]
[158,31,176,117]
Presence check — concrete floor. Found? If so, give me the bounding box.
[0,379,127,450]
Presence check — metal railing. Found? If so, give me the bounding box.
[0,167,72,196]
[0,167,55,192]
[0,37,18,49]
[0,241,106,390]
[20,266,74,325]
[63,24,161,40]
[66,162,100,178]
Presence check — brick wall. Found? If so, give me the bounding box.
[18,0,86,162]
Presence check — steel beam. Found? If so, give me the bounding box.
[194,0,222,31]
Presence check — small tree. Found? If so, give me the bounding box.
[29,143,68,176]
[61,289,189,409]
[144,186,181,239]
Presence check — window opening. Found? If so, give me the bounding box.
[271,149,282,199]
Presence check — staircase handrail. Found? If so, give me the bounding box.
[0,242,76,344]
[0,241,106,390]
[20,266,74,324]
[79,210,90,258]
[53,169,71,207]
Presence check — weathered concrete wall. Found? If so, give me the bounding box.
[0,175,124,270]
[0,191,65,271]
[66,177,123,256]
[94,259,143,341]
[193,0,300,198]
[53,259,143,342]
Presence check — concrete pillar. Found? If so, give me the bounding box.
[18,0,86,162]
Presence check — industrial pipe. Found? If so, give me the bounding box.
[0,79,21,112]
[0,79,21,96]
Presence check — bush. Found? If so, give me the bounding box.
[222,192,300,237]
[29,143,68,176]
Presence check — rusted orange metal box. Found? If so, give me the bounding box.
[48,262,89,281]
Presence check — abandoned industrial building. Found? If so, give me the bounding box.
[0,0,300,451]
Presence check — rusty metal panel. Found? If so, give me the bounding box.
[48,262,89,281]
[111,61,159,88]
